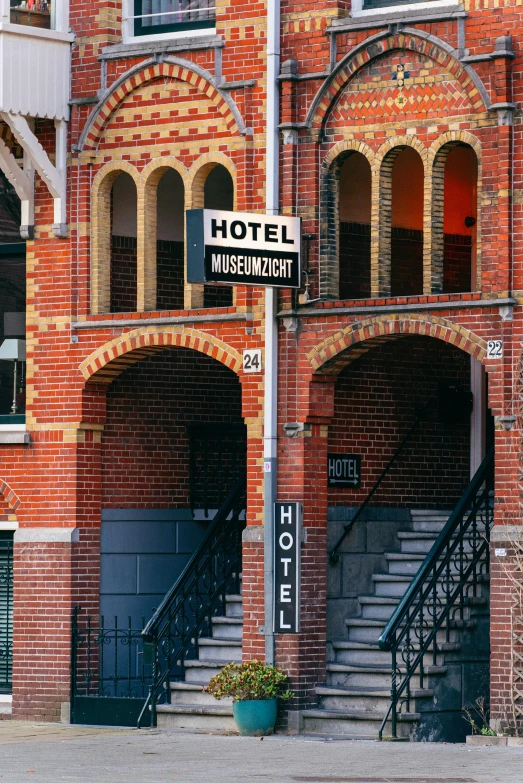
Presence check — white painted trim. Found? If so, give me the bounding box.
[14,527,79,543]
[0,22,74,42]
[121,0,215,43]
[0,521,18,531]
[351,0,459,16]
[0,425,26,432]
[470,356,486,478]
[0,694,12,703]
[0,112,68,235]
[123,27,216,45]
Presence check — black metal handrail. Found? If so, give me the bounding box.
[329,400,434,565]
[137,472,246,727]
[377,447,494,739]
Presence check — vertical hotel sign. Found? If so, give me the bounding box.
[274,502,301,633]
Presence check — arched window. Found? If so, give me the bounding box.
[339,152,372,299]
[156,169,185,311]
[203,165,234,308]
[390,147,424,297]
[110,172,137,313]
[442,146,477,293]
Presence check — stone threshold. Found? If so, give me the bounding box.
[466,734,523,747]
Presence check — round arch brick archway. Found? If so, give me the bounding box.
[306,314,487,376]
[79,326,243,385]
[0,479,20,514]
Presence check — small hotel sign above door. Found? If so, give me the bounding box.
[273,502,301,634]
[327,453,361,488]
[186,209,301,288]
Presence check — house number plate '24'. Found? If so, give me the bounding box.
[243,349,262,373]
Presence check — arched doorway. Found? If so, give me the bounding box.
[309,332,493,741]
[72,341,247,728]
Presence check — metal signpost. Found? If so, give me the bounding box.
[186,207,303,643]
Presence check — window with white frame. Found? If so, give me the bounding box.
[131,0,215,37]
[353,0,452,12]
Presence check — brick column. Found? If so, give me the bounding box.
[12,384,105,722]
[275,373,335,718]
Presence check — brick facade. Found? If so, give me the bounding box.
[0,0,522,733]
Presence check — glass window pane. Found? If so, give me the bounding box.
[10,1,52,30]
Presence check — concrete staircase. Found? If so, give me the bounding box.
[156,591,243,731]
[301,510,489,740]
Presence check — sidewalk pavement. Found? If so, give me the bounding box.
[0,722,522,782]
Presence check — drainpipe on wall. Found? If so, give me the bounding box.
[263,0,280,665]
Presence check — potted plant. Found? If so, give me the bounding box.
[205,659,293,736]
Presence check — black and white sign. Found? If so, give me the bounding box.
[243,349,262,373]
[274,502,301,634]
[186,209,301,288]
[487,340,503,359]
[327,453,361,488]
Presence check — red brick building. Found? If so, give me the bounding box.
[0,0,521,740]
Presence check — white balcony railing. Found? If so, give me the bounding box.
[0,0,72,120]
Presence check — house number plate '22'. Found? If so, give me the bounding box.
[487,340,503,359]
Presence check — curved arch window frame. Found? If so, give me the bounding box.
[321,134,481,303]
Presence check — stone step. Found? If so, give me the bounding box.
[384,552,470,577]
[359,596,399,621]
[372,574,422,598]
[385,553,425,576]
[225,594,243,618]
[398,531,476,555]
[169,681,232,707]
[332,640,453,667]
[211,616,243,640]
[156,703,236,732]
[326,662,447,689]
[412,519,447,533]
[198,637,242,662]
[344,618,457,645]
[316,685,433,713]
[300,708,419,738]
[184,660,226,683]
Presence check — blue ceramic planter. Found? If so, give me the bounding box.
[232,698,278,736]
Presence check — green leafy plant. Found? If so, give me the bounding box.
[205,659,293,702]
[464,697,498,736]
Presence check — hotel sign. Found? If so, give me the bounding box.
[273,502,301,634]
[186,209,301,288]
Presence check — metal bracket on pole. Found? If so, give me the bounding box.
[0,112,68,238]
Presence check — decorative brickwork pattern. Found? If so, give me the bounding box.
[82,62,244,152]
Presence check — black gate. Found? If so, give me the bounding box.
[70,608,150,726]
[0,533,13,693]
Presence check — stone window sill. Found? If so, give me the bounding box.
[0,423,30,445]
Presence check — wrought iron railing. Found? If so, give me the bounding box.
[0,537,13,693]
[138,472,246,727]
[329,400,434,565]
[71,609,150,699]
[377,447,494,739]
